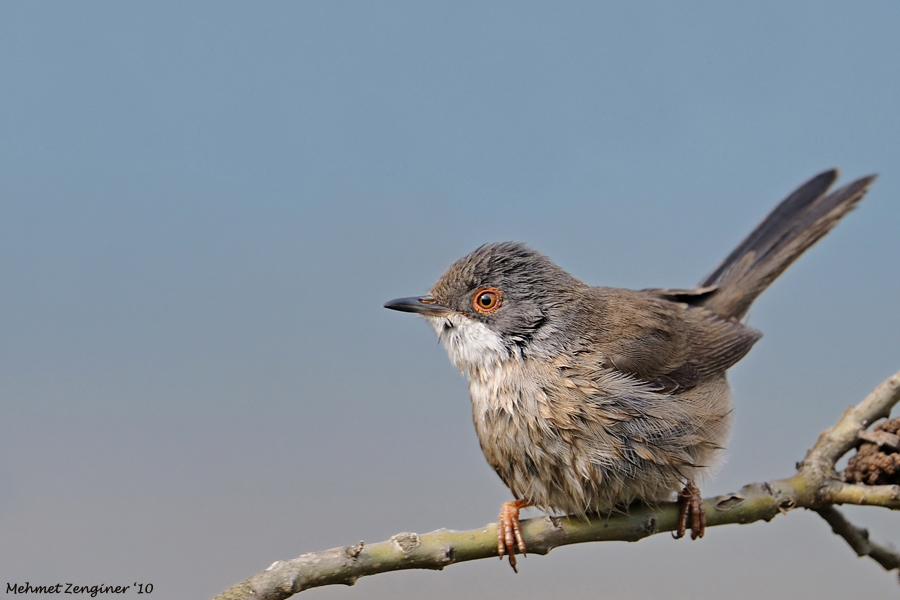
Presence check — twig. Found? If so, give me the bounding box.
[820,482,900,508]
[816,506,900,573]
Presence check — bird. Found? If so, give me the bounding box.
[384,169,875,570]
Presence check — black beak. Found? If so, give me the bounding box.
[383,296,450,316]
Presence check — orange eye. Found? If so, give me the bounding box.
[472,288,502,314]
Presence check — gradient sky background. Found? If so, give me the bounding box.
[2,2,900,598]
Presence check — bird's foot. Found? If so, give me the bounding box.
[497,500,529,572]
[673,482,705,540]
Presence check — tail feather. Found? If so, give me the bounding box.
[698,170,876,320]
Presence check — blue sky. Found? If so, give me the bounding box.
[2,2,899,598]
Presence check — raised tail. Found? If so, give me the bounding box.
[697,169,876,320]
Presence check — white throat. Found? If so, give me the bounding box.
[425,313,511,380]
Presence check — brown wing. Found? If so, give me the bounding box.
[587,288,761,393]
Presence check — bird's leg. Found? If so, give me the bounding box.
[497,499,530,572]
[673,482,705,540]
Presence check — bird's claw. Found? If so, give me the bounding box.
[673,482,705,540]
[497,500,529,572]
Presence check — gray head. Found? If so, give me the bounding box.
[384,242,585,375]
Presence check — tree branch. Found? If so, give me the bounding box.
[800,371,900,479]
[815,506,900,574]
[212,369,900,600]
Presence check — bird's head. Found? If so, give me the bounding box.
[384,242,584,377]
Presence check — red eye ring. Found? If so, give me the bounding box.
[472,288,502,314]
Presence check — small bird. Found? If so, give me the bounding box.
[384,170,875,570]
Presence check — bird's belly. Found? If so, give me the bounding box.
[468,360,733,516]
